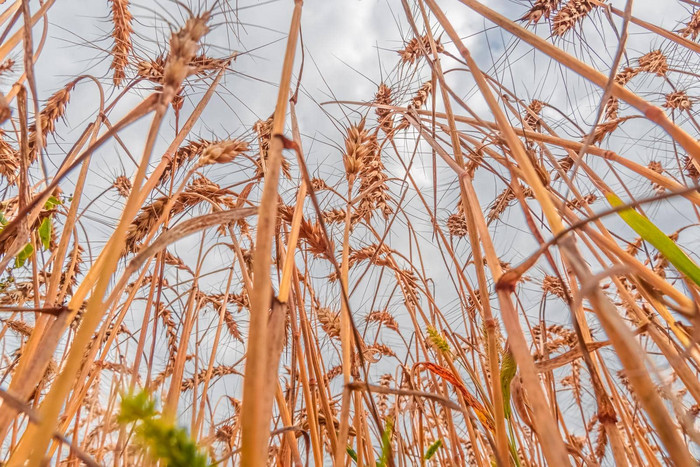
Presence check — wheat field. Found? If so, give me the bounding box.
[0,0,700,465]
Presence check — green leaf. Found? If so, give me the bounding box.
[44,196,62,210]
[139,421,207,467]
[118,390,156,424]
[424,439,442,460]
[118,390,207,466]
[376,417,393,467]
[14,243,34,268]
[38,218,52,250]
[346,446,358,463]
[500,346,517,419]
[606,192,700,287]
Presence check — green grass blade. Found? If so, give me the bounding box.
[605,192,700,287]
[377,417,394,467]
[347,446,358,463]
[424,439,442,460]
[500,347,517,419]
[118,390,208,466]
[15,243,34,268]
[38,218,52,250]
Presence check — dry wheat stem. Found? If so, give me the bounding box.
[239,1,302,465]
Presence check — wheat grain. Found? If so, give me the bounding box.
[112,175,131,197]
[590,118,624,144]
[542,275,568,300]
[398,35,443,65]
[683,155,699,179]
[365,310,399,333]
[521,0,561,24]
[664,91,692,111]
[181,365,239,391]
[137,54,228,84]
[197,139,248,166]
[551,0,596,36]
[342,119,373,180]
[679,9,700,40]
[349,244,391,268]
[638,50,668,76]
[0,131,18,183]
[310,177,330,191]
[565,193,597,210]
[3,319,32,337]
[297,217,333,257]
[354,139,392,222]
[0,59,14,77]
[160,13,210,107]
[109,0,133,86]
[647,161,665,193]
[317,307,340,339]
[446,211,468,237]
[253,116,291,179]
[28,80,77,161]
[486,187,533,223]
[397,81,433,130]
[375,83,394,134]
[322,208,346,224]
[523,99,544,131]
